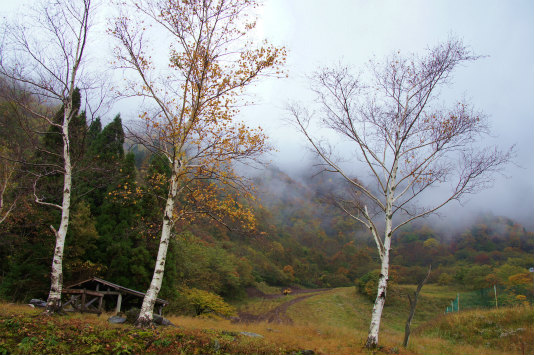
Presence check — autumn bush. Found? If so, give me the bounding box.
[356,270,379,301]
[179,287,237,317]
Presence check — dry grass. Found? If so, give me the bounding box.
[168,288,419,354]
[1,303,43,316]
[166,315,409,355]
[404,335,523,355]
[235,294,296,315]
[2,288,531,355]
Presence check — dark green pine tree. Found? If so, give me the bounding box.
[75,116,151,291]
[77,115,125,212]
[64,201,103,284]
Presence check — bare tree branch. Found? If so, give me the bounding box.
[288,37,512,349]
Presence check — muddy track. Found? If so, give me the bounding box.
[235,289,330,324]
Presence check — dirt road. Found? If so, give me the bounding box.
[235,288,330,324]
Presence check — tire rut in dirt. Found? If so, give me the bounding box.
[235,290,330,324]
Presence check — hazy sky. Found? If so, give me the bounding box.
[244,0,534,229]
[1,0,533,228]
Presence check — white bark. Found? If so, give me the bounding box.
[366,245,390,347]
[136,159,181,326]
[46,103,73,312]
[366,159,397,348]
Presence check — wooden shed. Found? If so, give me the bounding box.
[61,277,168,315]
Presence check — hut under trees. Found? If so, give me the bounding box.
[61,277,168,315]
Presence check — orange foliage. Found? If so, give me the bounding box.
[111,0,286,229]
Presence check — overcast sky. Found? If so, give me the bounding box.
[1,0,533,229]
[245,0,534,229]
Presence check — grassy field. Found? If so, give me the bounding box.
[0,285,532,355]
[230,285,532,355]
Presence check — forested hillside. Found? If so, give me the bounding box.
[1,97,532,308]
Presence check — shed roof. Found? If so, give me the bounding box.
[65,277,168,305]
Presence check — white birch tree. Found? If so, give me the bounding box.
[110,0,285,327]
[289,38,512,348]
[0,0,97,313]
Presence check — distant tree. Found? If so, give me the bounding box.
[496,264,526,286]
[289,38,512,348]
[0,0,100,313]
[437,273,453,286]
[423,238,439,249]
[110,0,285,327]
[507,273,532,299]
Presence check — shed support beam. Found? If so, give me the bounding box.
[115,293,122,314]
[81,291,86,313]
[98,295,103,314]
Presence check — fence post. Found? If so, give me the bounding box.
[529,267,534,301]
[457,293,460,312]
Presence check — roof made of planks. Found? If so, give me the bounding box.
[65,277,169,305]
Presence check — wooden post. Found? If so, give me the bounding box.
[116,293,122,314]
[81,290,86,313]
[457,293,460,312]
[98,295,103,314]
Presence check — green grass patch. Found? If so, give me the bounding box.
[287,287,369,329]
[381,284,458,331]
[416,304,533,353]
[254,282,283,295]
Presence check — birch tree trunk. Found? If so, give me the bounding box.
[135,160,181,327]
[365,227,391,348]
[365,159,397,348]
[46,104,73,313]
